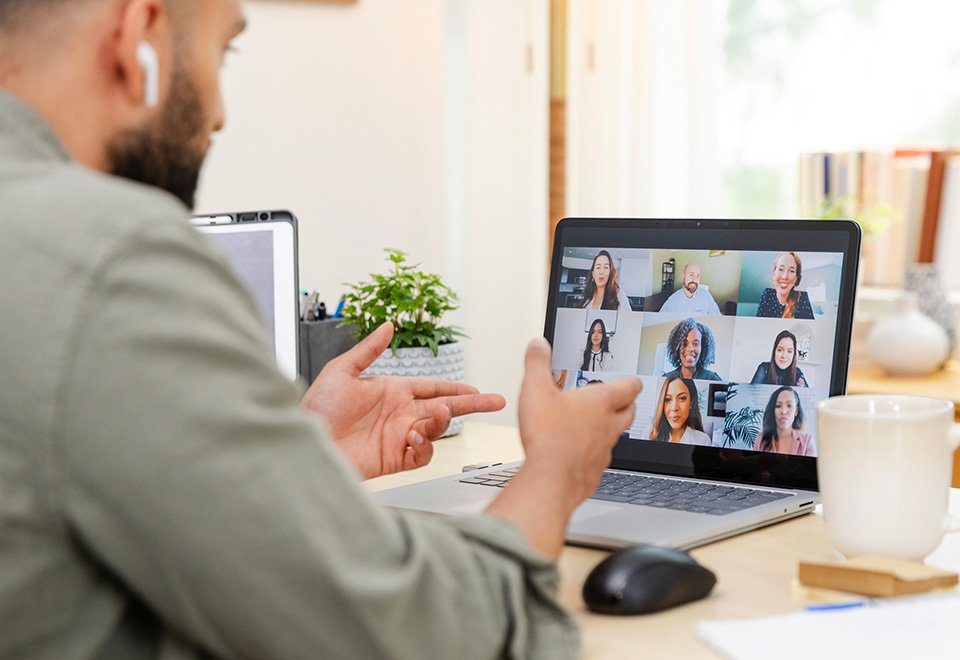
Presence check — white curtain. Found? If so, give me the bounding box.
[567,0,725,219]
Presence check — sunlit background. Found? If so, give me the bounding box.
[198,0,960,424]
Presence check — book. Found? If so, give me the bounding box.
[933,155,960,288]
[798,153,825,218]
[894,154,931,283]
[918,150,960,263]
[859,151,895,285]
[798,555,958,597]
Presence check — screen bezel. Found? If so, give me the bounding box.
[192,211,300,382]
[545,218,861,492]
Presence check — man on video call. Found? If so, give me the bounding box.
[0,1,641,658]
[660,262,722,315]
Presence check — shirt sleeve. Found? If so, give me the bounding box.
[600,352,614,372]
[659,291,677,313]
[706,293,721,316]
[53,218,578,660]
[572,347,584,371]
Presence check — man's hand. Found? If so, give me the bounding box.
[486,337,641,558]
[301,323,506,480]
[517,337,641,504]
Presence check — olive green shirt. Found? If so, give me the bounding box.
[0,88,578,660]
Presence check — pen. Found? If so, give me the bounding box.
[300,290,310,321]
[805,601,869,612]
[333,296,345,319]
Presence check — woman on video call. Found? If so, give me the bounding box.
[580,249,630,311]
[662,318,722,381]
[753,386,817,456]
[756,252,815,320]
[578,318,614,372]
[750,330,808,387]
[648,376,711,446]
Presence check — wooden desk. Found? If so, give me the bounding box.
[367,422,960,659]
[847,362,960,487]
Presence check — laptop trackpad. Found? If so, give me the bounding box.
[571,500,624,523]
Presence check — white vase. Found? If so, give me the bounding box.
[361,342,466,437]
[905,264,957,353]
[866,295,949,377]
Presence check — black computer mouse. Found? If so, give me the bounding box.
[582,544,717,615]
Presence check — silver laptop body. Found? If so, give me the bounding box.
[375,218,860,550]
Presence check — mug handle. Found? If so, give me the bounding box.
[951,423,960,451]
[943,424,960,533]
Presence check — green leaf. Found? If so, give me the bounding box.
[338,248,462,345]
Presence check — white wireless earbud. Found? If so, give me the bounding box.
[136,41,160,108]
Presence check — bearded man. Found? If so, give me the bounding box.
[0,1,640,658]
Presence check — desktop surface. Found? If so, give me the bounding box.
[367,422,960,659]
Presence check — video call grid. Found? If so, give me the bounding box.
[549,246,845,458]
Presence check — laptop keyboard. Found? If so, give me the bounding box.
[459,469,791,516]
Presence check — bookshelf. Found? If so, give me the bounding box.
[800,150,960,291]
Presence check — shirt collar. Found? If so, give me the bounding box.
[791,429,802,449]
[0,86,73,163]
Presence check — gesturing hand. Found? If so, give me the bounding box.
[485,337,642,558]
[300,323,506,480]
[517,337,642,506]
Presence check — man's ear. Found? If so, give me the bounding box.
[114,0,170,110]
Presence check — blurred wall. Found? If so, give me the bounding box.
[197,0,548,426]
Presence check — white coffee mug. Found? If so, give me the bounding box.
[817,394,960,561]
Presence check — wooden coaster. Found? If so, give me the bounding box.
[798,556,958,597]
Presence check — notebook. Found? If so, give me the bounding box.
[192,210,300,382]
[374,218,861,550]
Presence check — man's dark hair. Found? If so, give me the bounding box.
[0,1,186,34]
[0,1,74,32]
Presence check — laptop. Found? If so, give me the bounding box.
[191,210,301,382]
[374,218,861,550]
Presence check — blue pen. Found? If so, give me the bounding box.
[333,297,345,319]
[805,601,867,612]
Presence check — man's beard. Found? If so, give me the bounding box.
[685,282,697,294]
[106,66,208,210]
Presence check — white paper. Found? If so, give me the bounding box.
[698,594,960,660]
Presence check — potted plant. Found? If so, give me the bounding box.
[338,249,467,435]
[721,385,763,450]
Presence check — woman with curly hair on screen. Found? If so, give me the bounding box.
[580,250,630,311]
[753,386,817,456]
[661,318,722,381]
[647,376,711,446]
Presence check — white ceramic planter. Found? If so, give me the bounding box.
[361,341,466,437]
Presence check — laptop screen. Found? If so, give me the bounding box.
[546,218,861,491]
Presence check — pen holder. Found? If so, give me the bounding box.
[298,320,358,384]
